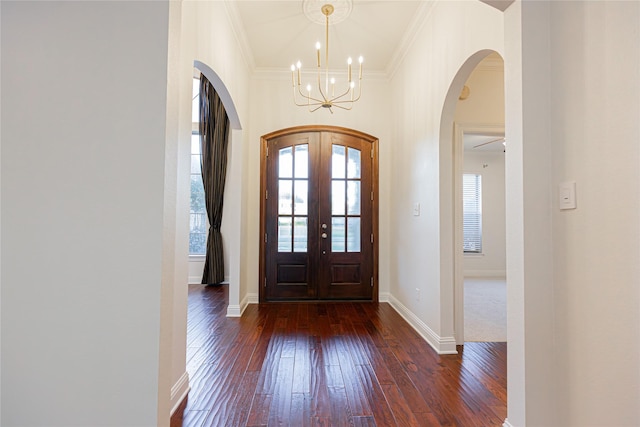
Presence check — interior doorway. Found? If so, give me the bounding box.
[259,126,379,301]
[450,52,506,345]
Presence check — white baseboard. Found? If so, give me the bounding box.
[387,294,458,355]
[188,276,231,285]
[502,418,514,427]
[464,270,506,278]
[170,371,190,416]
[226,304,242,317]
[379,292,390,302]
[233,292,259,317]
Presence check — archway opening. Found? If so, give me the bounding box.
[438,49,506,347]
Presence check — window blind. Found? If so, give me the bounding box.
[463,174,482,253]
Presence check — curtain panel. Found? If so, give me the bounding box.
[199,74,230,285]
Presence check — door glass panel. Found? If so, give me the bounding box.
[293,217,308,252]
[347,218,361,252]
[279,147,293,178]
[332,145,346,179]
[294,144,309,178]
[332,180,345,215]
[347,181,361,215]
[347,148,361,178]
[294,180,308,215]
[278,217,292,252]
[278,180,293,215]
[331,217,345,252]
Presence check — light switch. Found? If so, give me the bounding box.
[559,181,576,210]
[413,202,420,216]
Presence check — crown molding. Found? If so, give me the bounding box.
[252,67,389,82]
[385,0,437,80]
[224,0,256,71]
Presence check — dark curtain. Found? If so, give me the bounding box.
[199,74,230,285]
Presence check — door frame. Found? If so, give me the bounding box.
[259,125,379,302]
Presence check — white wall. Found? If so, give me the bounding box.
[246,72,393,302]
[1,1,170,425]
[463,151,506,277]
[389,1,504,353]
[164,0,253,416]
[504,1,640,425]
[548,1,639,424]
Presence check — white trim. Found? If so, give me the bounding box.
[464,270,507,278]
[193,61,243,130]
[502,418,514,427]
[223,1,256,71]
[386,0,437,79]
[252,67,389,82]
[387,294,458,355]
[169,372,190,416]
[226,304,242,318]
[188,276,231,285]
[236,293,259,317]
[379,292,390,303]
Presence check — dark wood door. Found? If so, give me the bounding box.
[260,126,378,301]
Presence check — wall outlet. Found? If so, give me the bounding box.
[413,203,420,216]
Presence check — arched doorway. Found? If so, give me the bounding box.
[438,49,506,346]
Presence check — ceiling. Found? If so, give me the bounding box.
[463,133,505,152]
[231,0,501,76]
[228,1,431,75]
[228,1,510,76]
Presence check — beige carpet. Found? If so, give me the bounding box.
[464,277,507,342]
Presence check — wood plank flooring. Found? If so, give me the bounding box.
[171,285,507,427]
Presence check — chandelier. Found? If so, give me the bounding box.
[291,3,363,113]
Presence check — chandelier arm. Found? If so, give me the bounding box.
[328,86,353,102]
[296,84,325,104]
[331,80,362,104]
[329,102,353,111]
[332,87,361,104]
[293,89,327,107]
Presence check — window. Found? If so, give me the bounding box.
[190,78,207,255]
[463,174,482,253]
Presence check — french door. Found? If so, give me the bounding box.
[259,126,378,301]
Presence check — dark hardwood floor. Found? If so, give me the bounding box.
[171,285,507,427]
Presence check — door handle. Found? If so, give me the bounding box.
[321,232,328,239]
[321,223,328,229]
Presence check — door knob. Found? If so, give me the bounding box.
[321,232,328,239]
[321,223,328,229]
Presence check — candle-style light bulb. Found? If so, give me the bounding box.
[296,61,302,85]
[347,57,352,82]
[330,77,335,96]
[291,64,296,87]
[358,56,363,79]
[315,42,321,67]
